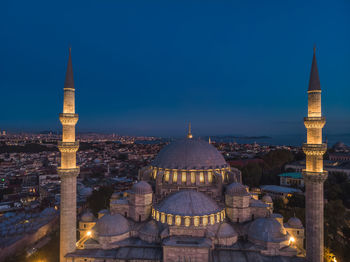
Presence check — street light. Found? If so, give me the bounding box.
[289,236,295,245]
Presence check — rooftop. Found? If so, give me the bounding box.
[278,172,302,179]
[260,185,302,194]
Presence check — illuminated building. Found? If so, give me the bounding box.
[56,50,330,262]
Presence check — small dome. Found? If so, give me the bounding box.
[248,217,288,243]
[262,195,273,203]
[151,139,228,170]
[96,214,129,237]
[140,220,159,236]
[271,213,283,219]
[131,181,152,194]
[226,183,248,196]
[81,211,95,222]
[217,222,237,238]
[156,190,222,217]
[287,217,303,228]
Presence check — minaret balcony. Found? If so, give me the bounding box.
[302,143,327,156]
[59,113,79,125]
[303,117,326,129]
[57,167,80,177]
[302,170,328,183]
[58,141,79,153]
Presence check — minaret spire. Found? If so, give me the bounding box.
[308,45,321,92]
[303,47,327,262]
[58,48,79,262]
[64,47,74,90]
[187,122,193,139]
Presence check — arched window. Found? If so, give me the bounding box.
[173,171,177,182]
[181,172,186,183]
[191,172,195,184]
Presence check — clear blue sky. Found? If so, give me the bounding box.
[1,0,349,136]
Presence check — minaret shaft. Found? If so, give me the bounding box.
[302,49,327,262]
[58,49,79,262]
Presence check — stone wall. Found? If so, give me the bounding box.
[163,245,210,262]
[0,215,59,262]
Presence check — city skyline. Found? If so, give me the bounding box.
[2,0,350,136]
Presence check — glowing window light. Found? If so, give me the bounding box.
[191,172,195,184]
[194,216,199,227]
[182,172,186,183]
[167,214,173,225]
[173,171,177,182]
[210,214,215,225]
[199,172,204,183]
[175,215,181,226]
[208,172,213,183]
[184,216,190,227]
[165,171,169,182]
[202,215,208,226]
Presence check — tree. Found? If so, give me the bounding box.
[262,149,294,170]
[87,185,114,216]
[241,162,262,187]
[287,194,305,208]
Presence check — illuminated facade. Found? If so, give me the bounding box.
[57,50,327,262]
[302,48,327,262]
[65,132,305,261]
[58,48,80,262]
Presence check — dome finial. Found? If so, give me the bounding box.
[187,122,193,139]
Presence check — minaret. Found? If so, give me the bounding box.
[187,122,193,139]
[302,47,327,262]
[58,48,79,262]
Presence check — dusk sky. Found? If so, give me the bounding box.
[1,0,349,137]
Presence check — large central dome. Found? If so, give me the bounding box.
[151,139,228,170]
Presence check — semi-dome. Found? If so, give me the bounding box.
[151,139,228,170]
[226,183,248,196]
[217,222,237,238]
[96,214,129,237]
[140,220,159,236]
[248,217,288,243]
[155,190,222,217]
[287,217,303,228]
[81,211,96,222]
[131,181,152,194]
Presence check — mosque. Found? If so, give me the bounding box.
[58,48,326,262]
